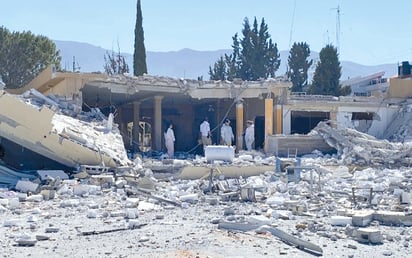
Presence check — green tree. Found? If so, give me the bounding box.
[209,17,280,81]
[0,27,61,89]
[287,42,313,92]
[133,0,147,76]
[209,56,227,80]
[308,44,349,96]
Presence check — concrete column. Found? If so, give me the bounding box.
[330,111,337,128]
[154,95,163,151]
[236,101,244,151]
[275,104,283,134]
[116,106,128,148]
[264,98,273,152]
[132,101,140,151]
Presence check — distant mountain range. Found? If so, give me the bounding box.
[54,40,398,81]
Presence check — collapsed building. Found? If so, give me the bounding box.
[2,61,412,169]
[1,63,412,256]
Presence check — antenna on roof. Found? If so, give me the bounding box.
[331,5,341,54]
[288,0,297,49]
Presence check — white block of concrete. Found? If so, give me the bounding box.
[352,210,374,227]
[247,215,271,226]
[330,216,352,226]
[15,180,39,193]
[125,198,140,208]
[37,170,69,181]
[205,145,235,162]
[8,198,20,209]
[179,193,198,203]
[356,228,383,244]
[137,200,157,211]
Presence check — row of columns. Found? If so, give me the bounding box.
[129,96,285,153]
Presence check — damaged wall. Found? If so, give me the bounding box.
[282,98,398,139]
[336,104,398,138]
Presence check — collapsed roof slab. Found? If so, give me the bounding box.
[0,90,131,171]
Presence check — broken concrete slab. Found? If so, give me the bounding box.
[374,211,412,226]
[355,228,383,244]
[258,225,323,255]
[330,215,352,226]
[217,221,262,232]
[179,165,275,179]
[352,210,375,227]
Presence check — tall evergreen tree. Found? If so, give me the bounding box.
[0,27,61,89]
[209,17,280,81]
[287,42,313,92]
[133,0,147,76]
[208,56,227,80]
[308,44,349,96]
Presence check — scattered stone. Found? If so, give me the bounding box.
[15,238,37,247]
[138,236,150,242]
[36,235,50,241]
[155,214,164,220]
[347,243,357,249]
[45,227,60,233]
[224,208,235,216]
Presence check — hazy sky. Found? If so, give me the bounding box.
[2,0,411,65]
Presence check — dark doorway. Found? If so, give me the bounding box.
[255,116,265,150]
[291,111,330,134]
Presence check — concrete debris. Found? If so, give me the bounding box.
[313,121,412,167]
[355,228,383,244]
[2,95,412,256]
[258,225,323,255]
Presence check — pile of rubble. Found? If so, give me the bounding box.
[1,91,412,256]
[313,121,412,167]
[1,141,411,256]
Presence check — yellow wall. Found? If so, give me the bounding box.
[387,77,412,98]
[5,65,107,99]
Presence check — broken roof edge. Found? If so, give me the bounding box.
[5,65,108,95]
[84,74,291,99]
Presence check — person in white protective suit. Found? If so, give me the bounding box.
[164,123,175,158]
[221,118,234,146]
[245,120,255,151]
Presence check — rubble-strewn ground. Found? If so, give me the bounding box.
[2,112,412,257]
[0,189,410,258]
[1,152,412,258]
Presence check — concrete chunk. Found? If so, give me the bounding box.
[15,180,39,193]
[355,228,383,244]
[374,211,412,226]
[352,210,374,227]
[330,216,352,226]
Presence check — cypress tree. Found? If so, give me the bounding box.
[133,0,147,76]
